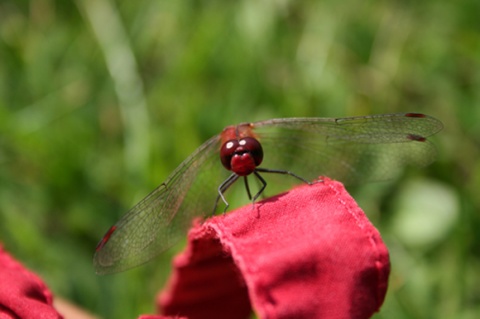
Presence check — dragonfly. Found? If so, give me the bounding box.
[94,113,443,274]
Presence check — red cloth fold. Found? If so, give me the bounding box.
[0,245,62,319]
[156,178,390,319]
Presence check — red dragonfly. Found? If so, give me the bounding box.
[94,113,442,274]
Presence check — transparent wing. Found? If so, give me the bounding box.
[93,134,230,274]
[252,113,443,185]
[94,113,443,274]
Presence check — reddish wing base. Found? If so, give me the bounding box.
[156,178,390,319]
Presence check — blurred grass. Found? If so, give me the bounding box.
[0,0,479,318]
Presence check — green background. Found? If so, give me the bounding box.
[0,0,478,318]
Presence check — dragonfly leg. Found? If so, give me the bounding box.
[252,170,267,202]
[243,176,252,200]
[213,173,239,215]
[255,167,312,185]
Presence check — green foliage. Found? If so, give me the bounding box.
[0,0,478,318]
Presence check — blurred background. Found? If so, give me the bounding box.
[0,0,478,318]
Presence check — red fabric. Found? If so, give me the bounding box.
[156,178,390,319]
[0,246,62,319]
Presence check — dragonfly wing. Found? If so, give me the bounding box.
[94,113,443,274]
[253,113,443,185]
[94,134,228,274]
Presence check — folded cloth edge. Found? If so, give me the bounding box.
[158,178,390,319]
[0,245,63,319]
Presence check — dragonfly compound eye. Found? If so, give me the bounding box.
[220,137,264,175]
